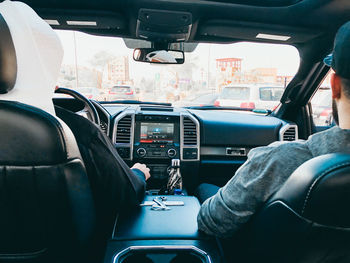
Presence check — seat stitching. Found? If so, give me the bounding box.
[0,248,48,260]
[301,161,350,215]
[0,101,68,160]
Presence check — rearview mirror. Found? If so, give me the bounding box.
[133,48,185,64]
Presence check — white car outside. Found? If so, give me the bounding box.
[216,84,284,111]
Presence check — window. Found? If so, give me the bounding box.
[259,87,284,101]
[311,71,333,127]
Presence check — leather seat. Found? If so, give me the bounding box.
[0,9,96,263]
[239,153,350,263]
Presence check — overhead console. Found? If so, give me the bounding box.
[136,9,192,42]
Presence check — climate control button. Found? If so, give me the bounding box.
[167,148,177,158]
[137,148,147,157]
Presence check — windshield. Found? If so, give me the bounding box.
[56,30,299,111]
[219,86,250,100]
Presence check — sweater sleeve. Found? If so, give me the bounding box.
[197,141,312,237]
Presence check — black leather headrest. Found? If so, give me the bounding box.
[0,13,17,94]
[270,153,350,228]
[0,101,81,165]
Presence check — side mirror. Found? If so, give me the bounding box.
[133,48,185,64]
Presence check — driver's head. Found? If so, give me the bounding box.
[0,0,63,115]
[324,21,350,126]
[146,50,177,63]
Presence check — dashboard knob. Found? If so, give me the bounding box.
[137,148,147,157]
[167,148,177,158]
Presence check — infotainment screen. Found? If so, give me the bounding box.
[140,122,174,143]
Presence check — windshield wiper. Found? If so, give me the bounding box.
[186,105,253,111]
[186,105,272,114]
[100,100,172,106]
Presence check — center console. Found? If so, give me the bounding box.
[104,195,222,263]
[113,108,200,192]
[134,115,180,159]
[109,108,221,262]
[133,114,180,183]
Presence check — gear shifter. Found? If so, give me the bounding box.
[167,159,182,194]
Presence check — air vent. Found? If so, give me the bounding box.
[183,117,198,145]
[115,115,132,143]
[281,125,298,141]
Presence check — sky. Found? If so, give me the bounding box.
[56,30,301,80]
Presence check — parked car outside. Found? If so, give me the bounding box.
[312,87,333,126]
[107,85,136,101]
[215,84,284,111]
[173,92,219,107]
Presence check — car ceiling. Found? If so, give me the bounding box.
[19,0,350,46]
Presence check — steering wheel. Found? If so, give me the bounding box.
[55,87,100,126]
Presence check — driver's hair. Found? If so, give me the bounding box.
[340,77,350,99]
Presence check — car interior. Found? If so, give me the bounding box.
[1,0,350,262]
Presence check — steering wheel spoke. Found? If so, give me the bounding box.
[55,87,100,126]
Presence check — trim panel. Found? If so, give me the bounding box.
[112,110,136,160]
[180,112,200,161]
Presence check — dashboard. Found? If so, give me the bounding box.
[54,98,298,193]
[99,103,297,192]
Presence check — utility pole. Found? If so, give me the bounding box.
[73,31,79,88]
[207,45,211,90]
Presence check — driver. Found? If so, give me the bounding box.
[146,50,177,63]
[197,21,350,238]
[54,106,150,251]
[0,0,150,253]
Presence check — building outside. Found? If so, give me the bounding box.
[216,58,242,72]
[105,56,130,85]
[276,75,294,87]
[57,64,102,89]
[249,68,278,84]
[216,58,243,91]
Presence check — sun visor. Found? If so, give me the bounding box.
[200,0,302,7]
[199,20,323,44]
[39,9,126,32]
[0,1,63,115]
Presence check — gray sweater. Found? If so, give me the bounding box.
[197,126,350,237]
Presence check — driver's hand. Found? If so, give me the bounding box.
[132,163,151,181]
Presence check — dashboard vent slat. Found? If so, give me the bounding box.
[183,117,198,146]
[116,115,132,143]
[281,126,297,141]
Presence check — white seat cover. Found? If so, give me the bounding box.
[0,0,63,115]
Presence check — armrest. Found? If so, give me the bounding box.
[113,195,202,240]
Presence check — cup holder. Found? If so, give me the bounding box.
[170,253,203,263]
[116,246,211,263]
[121,254,153,263]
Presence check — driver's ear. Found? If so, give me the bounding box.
[331,73,342,99]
